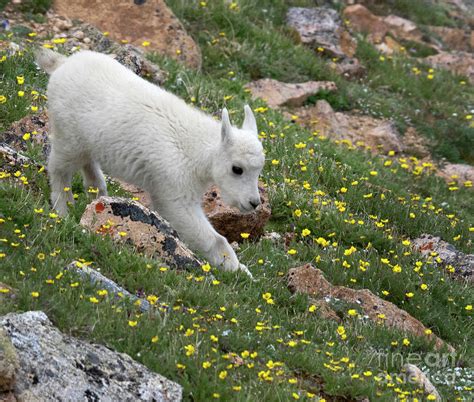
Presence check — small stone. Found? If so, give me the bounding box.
[83,37,91,43]
[72,30,84,40]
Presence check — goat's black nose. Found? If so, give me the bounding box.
[249,199,260,209]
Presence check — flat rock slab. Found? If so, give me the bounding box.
[245,78,337,108]
[0,311,182,401]
[412,234,473,283]
[287,264,454,352]
[426,51,474,84]
[203,184,271,243]
[80,196,202,269]
[53,0,201,69]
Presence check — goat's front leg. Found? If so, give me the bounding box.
[154,199,252,277]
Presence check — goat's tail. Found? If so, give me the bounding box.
[35,48,67,74]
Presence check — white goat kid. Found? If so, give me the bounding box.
[36,49,265,276]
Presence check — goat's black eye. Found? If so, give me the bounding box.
[232,166,243,175]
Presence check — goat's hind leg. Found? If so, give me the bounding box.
[47,145,76,216]
[82,161,107,197]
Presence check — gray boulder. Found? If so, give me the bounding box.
[0,311,182,401]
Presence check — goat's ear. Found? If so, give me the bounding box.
[242,104,258,134]
[221,108,232,143]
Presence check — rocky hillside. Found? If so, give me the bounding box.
[1,0,473,401]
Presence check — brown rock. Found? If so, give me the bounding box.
[383,14,422,42]
[375,35,403,55]
[80,196,202,269]
[202,184,271,243]
[426,51,474,84]
[295,100,405,153]
[112,181,271,244]
[53,0,201,69]
[339,29,358,58]
[438,162,474,185]
[343,4,388,43]
[245,78,337,108]
[287,264,454,352]
[429,26,472,52]
[412,234,473,283]
[330,57,366,78]
[402,127,430,158]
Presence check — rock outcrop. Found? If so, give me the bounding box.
[80,196,202,269]
[53,0,201,69]
[245,78,337,108]
[287,264,454,352]
[0,311,182,401]
[412,234,473,283]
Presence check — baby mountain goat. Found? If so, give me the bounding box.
[36,49,265,276]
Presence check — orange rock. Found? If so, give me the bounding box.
[53,0,201,69]
[287,264,455,352]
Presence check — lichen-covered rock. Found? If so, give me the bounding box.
[80,196,202,269]
[0,311,182,401]
[244,78,337,108]
[202,184,271,243]
[412,234,473,283]
[402,364,441,401]
[54,0,201,69]
[287,7,357,58]
[287,264,454,352]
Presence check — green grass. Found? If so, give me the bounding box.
[1,1,474,400]
[1,41,474,401]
